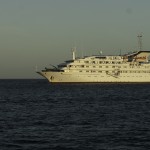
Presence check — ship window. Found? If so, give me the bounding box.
[99,66,102,68]
[106,66,108,68]
[84,61,89,63]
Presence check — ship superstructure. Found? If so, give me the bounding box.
[37,49,150,83]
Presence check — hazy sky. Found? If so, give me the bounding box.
[0,0,150,78]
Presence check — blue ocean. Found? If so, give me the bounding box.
[0,79,150,150]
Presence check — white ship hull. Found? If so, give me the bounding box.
[38,71,150,83]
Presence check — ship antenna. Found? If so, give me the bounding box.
[72,47,76,60]
[137,33,143,51]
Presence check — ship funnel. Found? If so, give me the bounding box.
[72,47,76,60]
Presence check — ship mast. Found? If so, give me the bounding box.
[137,33,142,51]
[72,47,76,60]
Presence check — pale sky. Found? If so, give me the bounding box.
[0,0,150,78]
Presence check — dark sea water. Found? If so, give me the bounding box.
[0,79,150,150]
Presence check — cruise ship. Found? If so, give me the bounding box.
[37,49,150,83]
